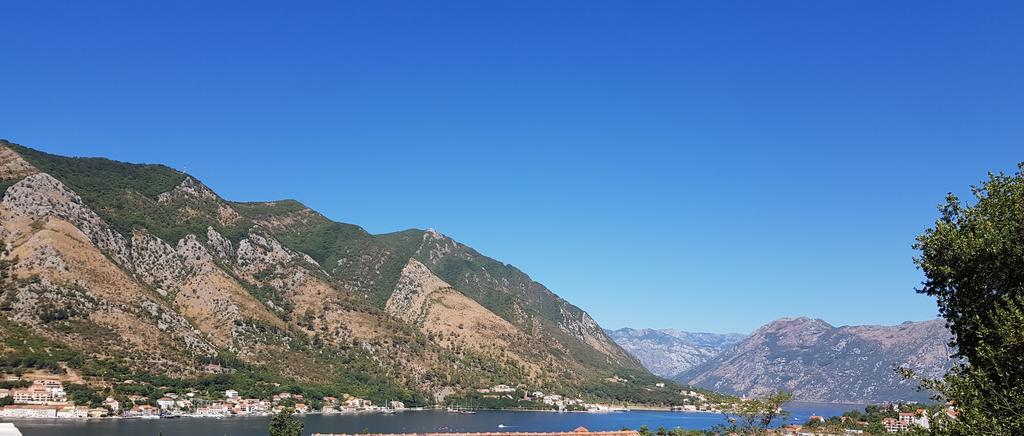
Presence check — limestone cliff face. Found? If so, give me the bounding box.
[386,259,451,324]
[678,317,954,402]
[0,175,219,373]
[387,259,520,342]
[0,141,645,397]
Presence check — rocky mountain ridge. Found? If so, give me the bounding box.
[605,328,745,379]
[0,140,659,405]
[676,317,954,402]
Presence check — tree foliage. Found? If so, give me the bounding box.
[268,409,304,436]
[712,391,793,434]
[915,163,1024,434]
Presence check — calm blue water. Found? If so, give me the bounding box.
[3,403,863,436]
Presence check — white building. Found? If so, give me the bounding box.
[491,384,515,393]
[11,386,54,404]
[1,406,58,418]
[157,397,175,409]
[56,406,89,419]
[345,398,372,408]
[225,389,239,399]
[102,397,120,412]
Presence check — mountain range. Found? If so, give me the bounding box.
[611,318,954,403]
[0,140,669,405]
[605,328,744,379]
[0,140,957,406]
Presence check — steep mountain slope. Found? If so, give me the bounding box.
[678,317,954,402]
[606,328,744,378]
[0,140,658,405]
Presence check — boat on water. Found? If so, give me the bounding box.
[446,407,476,415]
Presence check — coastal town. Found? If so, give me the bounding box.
[0,375,407,419]
[0,372,960,435]
[0,372,719,421]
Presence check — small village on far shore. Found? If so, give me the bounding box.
[0,373,961,434]
[0,370,726,421]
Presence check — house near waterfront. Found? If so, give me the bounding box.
[103,397,120,412]
[344,397,371,409]
[1,405,58,418]
[56,406,89,419]
[126,404,160,417]
[10,380,65,405]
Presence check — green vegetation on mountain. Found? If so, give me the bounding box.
[233,201,416,307]
[5,142,200,239]
[0,141,668,409]
[914,163,1024,435]
[0,179,18,199]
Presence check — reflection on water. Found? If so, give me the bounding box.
[4,403,864,436]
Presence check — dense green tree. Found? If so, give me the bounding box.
[915,163,1024,434]
[713,391,793,435]
[268,409,304,436]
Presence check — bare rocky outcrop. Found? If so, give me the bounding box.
[385,258,537,375]
[130,229,187,294]
[2,173,133,266]
[236,227,321,274]
[0,146,38,180]
[158,176,241,226]
[205,227,235,262]
[385,258,452,323]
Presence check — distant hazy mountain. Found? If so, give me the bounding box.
[605,328,745,378]
[677,317,955,402]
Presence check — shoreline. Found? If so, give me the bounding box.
[0,400,865,421]
[0,407,733,421]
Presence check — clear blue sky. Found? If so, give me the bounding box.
[2,1,1021,333]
